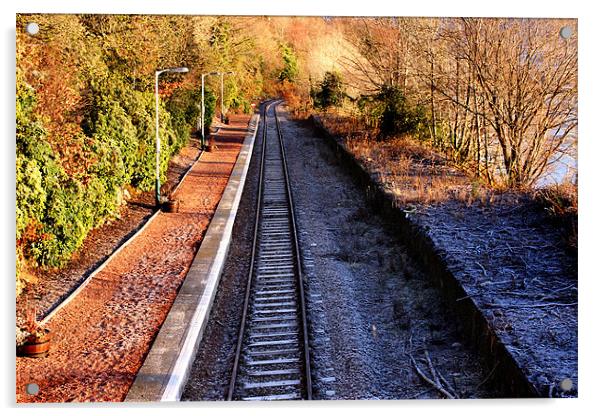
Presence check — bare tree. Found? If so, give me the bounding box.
[435,18,577,187]
[343,17,577,188]
[340,18,417,94]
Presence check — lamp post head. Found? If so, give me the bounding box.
[158,67,189,75]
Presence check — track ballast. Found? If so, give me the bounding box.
[227,101,312,401]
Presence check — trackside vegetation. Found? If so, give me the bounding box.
[16,14,315,294]
[15,15,577,295]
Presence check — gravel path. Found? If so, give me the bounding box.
[16,115,250,403]
[182,104,500,400]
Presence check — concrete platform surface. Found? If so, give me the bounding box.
[125,114,259,402]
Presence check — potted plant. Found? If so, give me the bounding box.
[206,134,216,152]
[17,307,51,358]
[161,194,180,213]
[159,183,180,213]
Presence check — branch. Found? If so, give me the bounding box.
[408,350,458,399]
[484,302,577,309]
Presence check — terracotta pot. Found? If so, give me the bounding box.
[162,199,180,213]
[17,329,51,358]
[206,137,215,152]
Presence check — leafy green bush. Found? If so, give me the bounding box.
[376,86,427,139]
[167,86,201,148]
[83,74,195,192]
[89,102,137,188]
[312,71,345,109]
[16,65,199,278]
[278,43,299,83]
[16,73,55,244]
[356,86,428,139]
[203,89,217,136]
[228,84,253,114]
[16,156,46,243]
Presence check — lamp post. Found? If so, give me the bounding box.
[220,71,235,123]
[201,71,220,150]
[155,66,189,207]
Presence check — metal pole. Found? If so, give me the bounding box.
[155,70,161,207]
[201,74,205,149]
[153,66,188,208]
[220,72,224,123]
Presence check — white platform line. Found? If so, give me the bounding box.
[159,114,259,402]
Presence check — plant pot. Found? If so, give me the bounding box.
[17,329,51,358]
[206,137,215,152]
[162,199,180,213]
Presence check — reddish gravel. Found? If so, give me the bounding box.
[16,114,251,403]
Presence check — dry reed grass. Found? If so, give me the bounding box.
[319,113,498,208]
[534,182,578,252]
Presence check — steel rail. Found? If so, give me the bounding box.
[273,103,313,400]
[227,100,312,401]
[227,101,272,400]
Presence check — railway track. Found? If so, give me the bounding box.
[227,101,312,401]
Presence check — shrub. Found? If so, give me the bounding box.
[313,71,345,109]
[83,75,194,192]
[167,86,201,149]
[534,183,578,253]
[278,43,299,83]
[376,86,427,139]
[16,62,200,288]
[16,73,56,247]
[16,157,45,241]
[89,102,137,189]
[203,89,217,136]
[229,89,253,114]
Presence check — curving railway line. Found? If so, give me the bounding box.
[227,101,312,401]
